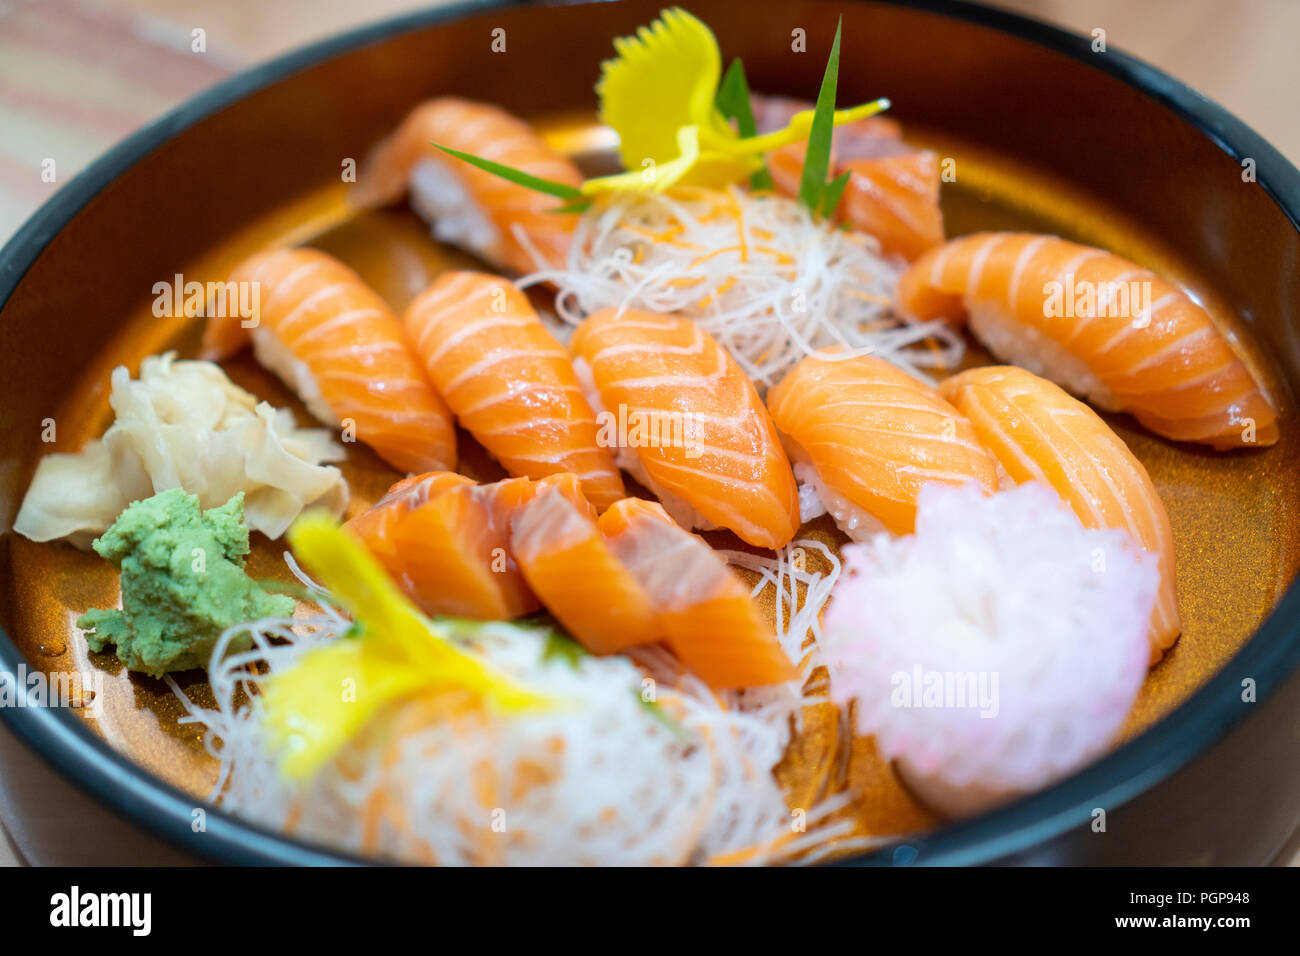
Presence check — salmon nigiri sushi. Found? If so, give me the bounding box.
[202,247,458,474]
[940,365,1180,662]
[391,473,591,620]
[766,351,999,539]
[897,232,1279,449]
[571,308,800,549]
[598,498,797,689]
[511,485,661,655]
[837,147,945,263]
[345,471,475,577]
[752,95,902,194]
[752,94,943,261]
[354,97,582,274]
[403,271,624,509]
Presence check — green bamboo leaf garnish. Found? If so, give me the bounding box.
[715,58,775,192]
[546,198,595,215]
[432,142,584,200]
[423,14,886,218]
[798,17,845,215]
[820,169,852,219]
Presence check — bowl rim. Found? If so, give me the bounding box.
[2,0,1298,867]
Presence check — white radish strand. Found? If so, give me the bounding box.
[165,507,877,864]
[820,482,1155,819]
[715,540,906,864]
[721,537,843,687]
[168,599,861,866]
[518,187,964,388]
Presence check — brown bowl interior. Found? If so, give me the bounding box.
[2,0,1299,862]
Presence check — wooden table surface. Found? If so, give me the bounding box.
[0,0,1296,866]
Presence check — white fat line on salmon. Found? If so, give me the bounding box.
[152,273,261,327]
[0,663,102,717]
[596,404,705,458]
[1041,274,1153,323]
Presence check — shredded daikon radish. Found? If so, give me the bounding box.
[708,539,902,864]
[518,186,964,389]
[821,482,1154,819]
[721,538,842,689]
[168,569,855,866]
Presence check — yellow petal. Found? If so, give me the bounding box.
[582,124,700,195]
[265,513,549,780]
[261,634,425,780]
[597,7,724,171]
[721,99,892,156]
[582,125,760,196]
[676,149,763,189]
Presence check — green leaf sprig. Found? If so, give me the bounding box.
[799,17,854,219]
[431,143,592,213]
[426,15,886,223]
[715,58,775,192]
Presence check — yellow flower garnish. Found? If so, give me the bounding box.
[263,513,550,780]
[586,7,889,195]
[431,9,888,213]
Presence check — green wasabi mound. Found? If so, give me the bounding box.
[77,488,294,678]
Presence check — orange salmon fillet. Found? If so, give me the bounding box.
[766,351,998,535]
[941,366,1181,662]
[571,308,799,549]
[839,151,945,261]
[345,471,475,578]
[597,499,795,689]
[751,93,942,260]
[204,247,458,474]
[404,271,624,509]
[897,232,1279,449]
[511,486,661,654]
[389,473,590,620]
[354,97,581,274]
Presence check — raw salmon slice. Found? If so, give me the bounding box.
[751,93,942,260]
[597,498,797,689]
[838,151,945,262]
[391,474,590,620]
[403,271,624,509]
[751,93,903,195]
[896,232,1279,449]
[203,247,458,474]
[345,471,475,577]
[595,496,677,536]
[940,365,1181,662]
[571,308,800,549]
[511,485,661,654]
[766,351,998,538]
[354,97,582,274]
[765,115,904,199]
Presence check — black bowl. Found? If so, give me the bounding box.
[1,0,1298,865]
